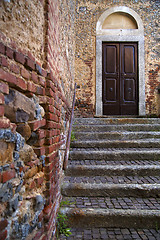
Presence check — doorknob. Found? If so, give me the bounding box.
[128,88,132,93]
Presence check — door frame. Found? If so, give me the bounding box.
[96,6,145,116]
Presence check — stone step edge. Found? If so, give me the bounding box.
[66,164,160,177]
[62,183,160,197]
[73,123,160,127]
[61,207,160,229]
[71,140,160,148]
[70,149,160,152]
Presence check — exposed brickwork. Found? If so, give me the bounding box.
[0,0,74,239]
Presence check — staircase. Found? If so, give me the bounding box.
[61,118,160,239]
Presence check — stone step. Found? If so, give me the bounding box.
[60,227,160,239]
[62,182,160,198]
[64,175,160,185]
[71,139,160,148]
[66,164,160,177]
[61,207,160,229]
[68,159,160,166]
[62,196,160,211]
[69,148,160,161]
[62,118,160,233]
[74,131,160,140]
[74,117,160,125]
[73,123,160,132]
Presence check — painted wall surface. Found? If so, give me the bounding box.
[74,0,160,117]
[0,0,75,239]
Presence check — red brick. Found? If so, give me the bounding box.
[36,177,44,187]
[0,229,7,240]
[46,88,53,97]
[53,136,60,144]
[38,211,43,221]
[31,72,39,84]
[2,170,16,183]
[46,129,54,138]
[0,93,4,104]
[39,76,46,87]
[0,105,4,116]
[33,146,45,156]
[34,138,45,147]
[0,42,5,54]
[45,171,53,181]
[10,63,20,74]
[41,68,47,77]
[28,81,36,93]
[6,46,14,59]
[0,220,8,232]
[45,138,52,145]
[17,77,27,91]
[46,121,58,129]
[29,119,46,131]
[32,229,44,240]
[25,58,35,70]
[0,68,17,86]
[37,129,46,139]
[43,203,52,215]
[46,113,58,122]
[0,117,10,128]
[45,151,58,163]
[45,161,54,173]
[1,56,8,67]
[36,86,45,95]
[21,68,30,79]
[14,51,26,65]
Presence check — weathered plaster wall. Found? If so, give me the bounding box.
[0,0,75,239]
[74,0,160,117]
[0,0,45,64]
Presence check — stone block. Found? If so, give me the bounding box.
[0,140,14,164]
[16,123,31,141]
[19,143,35,163]
[0,181,13,202]
[25,166,38,179]
[4,89,37,123]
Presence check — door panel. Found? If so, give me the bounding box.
[102,42,138,115]
[103,43,120,115]
[124,79,135,101]
[104,79,117,102]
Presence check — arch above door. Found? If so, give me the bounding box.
[96,6,145,116]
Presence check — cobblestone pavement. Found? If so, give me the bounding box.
[64,176,160,184]
[62,197,160,210]
[60,228,160,239]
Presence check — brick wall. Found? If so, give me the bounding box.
[74,0,160,117]
[0,0,75,239]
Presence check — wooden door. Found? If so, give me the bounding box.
[102,42,138,115]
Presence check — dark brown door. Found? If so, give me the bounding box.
[102,42,138,115]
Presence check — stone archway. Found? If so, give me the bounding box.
[96,6,145,116]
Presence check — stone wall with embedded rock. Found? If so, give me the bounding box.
[0,0,75,239]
